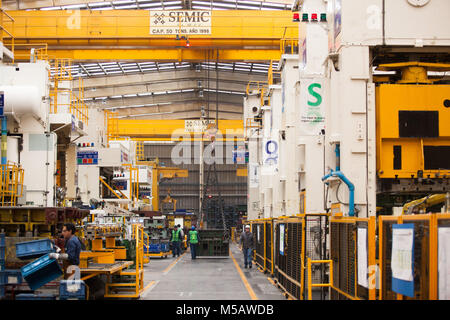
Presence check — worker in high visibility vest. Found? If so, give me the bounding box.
[171,225,182,257]
[188,226,200,260]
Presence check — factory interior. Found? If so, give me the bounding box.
[0,0,449,304]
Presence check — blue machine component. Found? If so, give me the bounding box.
[21,254,63,291]
[59,280,86,300]
[15,239,55,260]
[145,243,170,253]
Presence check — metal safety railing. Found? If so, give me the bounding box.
[0,8,15,60]
[246,81,269,107]
[0,162,24,206]
[49,59,89,124]
[329,216,376,300]
[280,38,299,55]
[105,110,119,146]
[245,117,262,130]
[378,214,442,300]
[307,259,333,300]
[135,141,145,162]
[267,59,281,86]
[122,164,139,204]
[105,224,145,298]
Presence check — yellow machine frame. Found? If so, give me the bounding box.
[104,224,145,298]
[376,62,450,179]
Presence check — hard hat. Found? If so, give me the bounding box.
[191,226,195,230]
[245,225,250,229]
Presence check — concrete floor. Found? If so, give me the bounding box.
[140,242,286,300]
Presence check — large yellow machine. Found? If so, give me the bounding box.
[376,62,450,180]
[375,62,450,213]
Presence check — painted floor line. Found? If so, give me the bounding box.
[141,280,159,299]
[229,247,258,300]
[163,252,186,274]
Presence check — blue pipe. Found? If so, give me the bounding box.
[1,116,7,165]
[321,169,355,217]
[334,144,340,171]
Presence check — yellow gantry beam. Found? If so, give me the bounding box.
[113,119,243,140]
[3,10,298,61]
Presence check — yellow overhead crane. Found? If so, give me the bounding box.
[2,10,298,62]
[108,119,244,142]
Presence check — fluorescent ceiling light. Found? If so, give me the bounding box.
[163,1,183,5]
[117,111,174,118]
[237,4,260,9]
[115,5,138,8]
[40,6,61,10]
[62,4,87,9]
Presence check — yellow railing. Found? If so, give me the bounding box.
[49,59,89,124]
[2,43,48,62]
[0,8,15,60]
[0,161,24,206]
[122,164,139,204]
[245,117,262,130]
[307,259,333,300]
[135,141,145,162]
[105,110,119,146]
[246,81,269,107]
[267,59,281,86]
[105,224,145,298]
[280,38,299,55]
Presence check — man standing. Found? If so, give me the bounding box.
[188,226,200,260]
[177,224,185,251]
[171,225,182,257]
[61,223,82,266]
[240,225,254,269]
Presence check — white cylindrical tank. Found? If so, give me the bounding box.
[0,86,41,118]
[7,136,20,164]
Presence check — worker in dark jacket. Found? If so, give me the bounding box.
[188,226,200,260]
[170,225,182,257]
[62,223,82,266]
[239,225,254,269]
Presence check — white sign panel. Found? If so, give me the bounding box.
[439,227,450,300]
[357,228,368,288]
[261,136,279,175]
[299,79,325,136]
[279,224,285,255]
[391,227,414,282]
[249,163,259,188]
[184,120,215,133]
[150,11,212,35]
[257,225,260,242]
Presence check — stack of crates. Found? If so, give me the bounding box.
[15,239,55,260]
[17,239,62,291]
[0,233,5,299]
[59,280,86,300]
[21,254,63,291]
